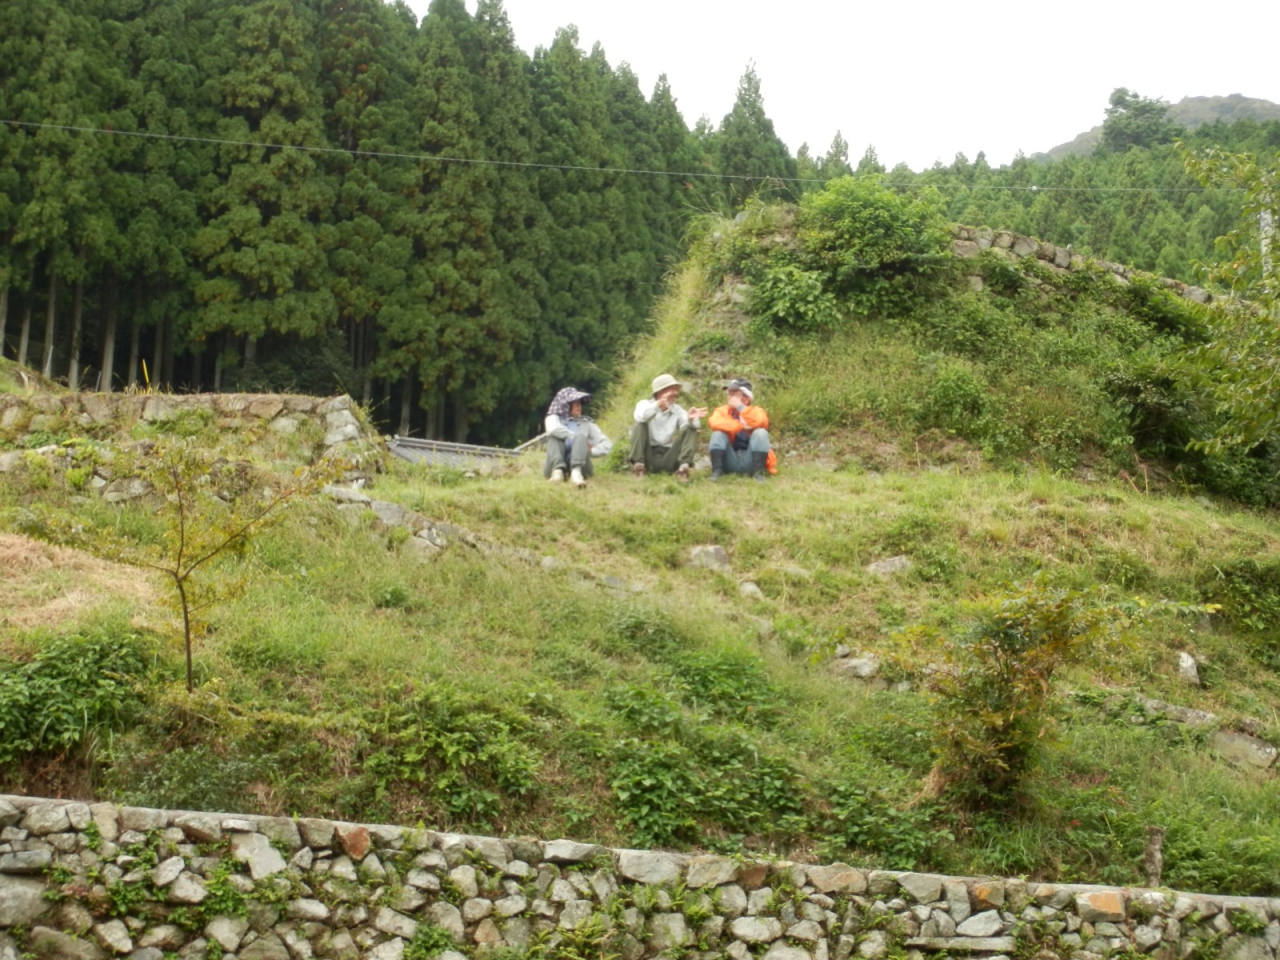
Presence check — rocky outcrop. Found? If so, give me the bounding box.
[2,795,1278,960]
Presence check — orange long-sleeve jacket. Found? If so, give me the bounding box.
[708,404,777,474]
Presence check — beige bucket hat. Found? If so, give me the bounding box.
[650,373,680,396]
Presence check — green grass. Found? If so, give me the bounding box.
[2,216,1280,895]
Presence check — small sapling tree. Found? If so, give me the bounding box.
[113,440,342,691]
[893,579,1213,807]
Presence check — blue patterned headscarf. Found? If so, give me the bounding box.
[547,387,591,419]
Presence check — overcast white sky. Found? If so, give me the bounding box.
[404,0,1280,171]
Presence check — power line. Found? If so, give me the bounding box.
[0,118,817,183]
[0,117,1245,193]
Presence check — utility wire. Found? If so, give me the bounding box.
[0,117,1245,193]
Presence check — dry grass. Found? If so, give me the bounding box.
[0,533,160,637]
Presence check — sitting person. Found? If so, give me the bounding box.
[707,378,776,481]
[544,387,612,488]
[630,373,707,481]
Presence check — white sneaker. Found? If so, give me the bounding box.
[570,467,586,488]
[549,468,565,482]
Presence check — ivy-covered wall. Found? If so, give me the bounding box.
[1,795,1277,960]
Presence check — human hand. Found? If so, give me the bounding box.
[688,407,708,419]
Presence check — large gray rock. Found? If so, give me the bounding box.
[956,909,1004,937]
[898,873,943,904]
[149,856,184,887]
[1177,652,1201,686]
[648,913,689,951]
[28,926,106,960]
[731,917,784,943]
[375,906,419,940]
[172,815,220,843]
[94,919,133,954]
[0,800,19,829]
[866,555,911,576]
[239,933,290,960]
[687,856,739,888]
[204,916,249,951]
[427,902,464,940]
[0,875,51,926]
[102,477,151,503]
[1210,731,1279,770]
[688,545,730,572]
[806,864,866,895]
[617,850,683,885]
[0,849,52,874]
[256,818,302,851]
[1223,939,1274,960]
[367,940,406,960]
[230,832,287,879]
[285,899,330,922]
[765,946,812,960]
[166,872,207,905]
[22,803,70,835]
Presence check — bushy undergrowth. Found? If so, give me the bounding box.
[0,624,152,768]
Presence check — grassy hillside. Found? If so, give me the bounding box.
[2,188,1280,898]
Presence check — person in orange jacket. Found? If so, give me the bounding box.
[707,378,777,481]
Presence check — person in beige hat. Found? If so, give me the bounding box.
[629,374,706,481]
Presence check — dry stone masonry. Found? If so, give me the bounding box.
[0,391,377,481]
[2,796,1278,960]
[949,225,1213,305]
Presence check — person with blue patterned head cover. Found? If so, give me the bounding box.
[544,387,612,488]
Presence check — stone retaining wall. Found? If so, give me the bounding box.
[0,393,378,484]
[2,796,1277,960]
[949,225,1213,304]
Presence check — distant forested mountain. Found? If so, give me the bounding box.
[1032,92,1280,161]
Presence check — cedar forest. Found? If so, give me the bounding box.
[3,0,1279,444]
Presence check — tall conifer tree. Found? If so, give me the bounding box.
[191,0,338,360]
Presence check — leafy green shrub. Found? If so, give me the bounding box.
[374,583,412,610]
[796,175,951,316]
[609,738,700,845]
[108,745,267,812]
[663,650,777,725]
[1197,558,1280,631]
[363,685,540,828]
[817,780,946,869]
[748,262,841,333]
[911,356,990,434]
[0,626,151,768]
[604,685,686,735]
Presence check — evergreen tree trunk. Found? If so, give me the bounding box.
[427,387,443,440]
[0,285,8,359]
[162,314,175,387]
[67,273,85,390]
[398,375,413,436]
[213,330,227,392]
[150,315,164,389]
[453,395,468,444]
[41,271,59,379]
[17,265,34,368]
[245,335,257,364]
[99,276,117,392]
[127,277,141,387]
